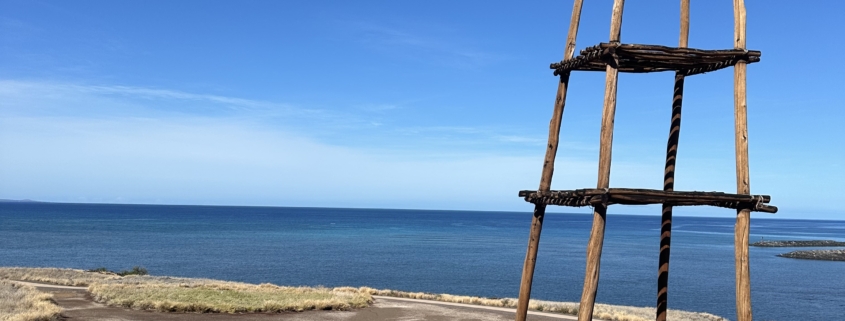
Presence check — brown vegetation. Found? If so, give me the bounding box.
[0,267,118,286]
[0,268,370,314]
[88,276,372,313]
[2,267,728,320]
[0,280,62,321]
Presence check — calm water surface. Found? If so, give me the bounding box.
[1,203,843,320]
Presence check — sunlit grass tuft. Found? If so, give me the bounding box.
[88,276,372,313]
[0,268,371,314]
[0,267,119,286]
[0,280,62,321]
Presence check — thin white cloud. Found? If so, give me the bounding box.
[0,79,569,159]
[496,135,545,144]
[79,85,275,109]
[356,103,401,113]
[353,22,504,67]
[397,125,484,135]
[0,80,284,112]
[0,80,366,133]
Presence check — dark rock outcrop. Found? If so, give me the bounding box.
[777,249,845,261]
[750,240,845,247]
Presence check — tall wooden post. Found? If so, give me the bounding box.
[514,1,584,321]
[733,0,753,320]
[656,1,689,320]
[577,1,624,321]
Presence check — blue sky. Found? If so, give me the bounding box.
[1,1,843,219]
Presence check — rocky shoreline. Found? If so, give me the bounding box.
[777,249,845,261]
[750,240,845,247]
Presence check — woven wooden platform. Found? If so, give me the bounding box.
[551,43,761,76]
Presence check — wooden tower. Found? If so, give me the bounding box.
[514,1,776,321]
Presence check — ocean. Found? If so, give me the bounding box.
[1,202,843,320]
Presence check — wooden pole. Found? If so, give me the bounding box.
[657,1,689,320]
[577,1,624,321]
[733,1,752,320]
[515,1,584,321]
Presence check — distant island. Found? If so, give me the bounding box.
[751,240,845,261]
[777,249,845,261]
[0,199,41,203]
[750,240,845,247]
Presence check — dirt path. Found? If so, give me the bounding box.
[19,281,584,321]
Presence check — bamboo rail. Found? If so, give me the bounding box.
[514,1,584,320]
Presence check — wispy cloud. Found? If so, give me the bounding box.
[1,17,43,43]
[353,22,504,68]
[0,80,359,131]
[394,125,598,153]
[397,125,484,135]
[356,103,401,113]
[395,125,540,149]
[78,85,274,108]
[1,80,280,112]
[496,135,545,144]
[0,80,544,154]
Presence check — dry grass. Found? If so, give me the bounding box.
[88,276,372,313]
[0,268,370,314]
[0,280,62,321]
[1,267,726,320]
[355,287,728,321]
[0,267,119,286]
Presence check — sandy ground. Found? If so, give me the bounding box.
[21,282,585,321]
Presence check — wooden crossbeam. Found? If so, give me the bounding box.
[518,188,777,213]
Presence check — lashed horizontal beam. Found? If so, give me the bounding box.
[519,188,776,213]
[550,43,761,76]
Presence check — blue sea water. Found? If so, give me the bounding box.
[1,203,843,320]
